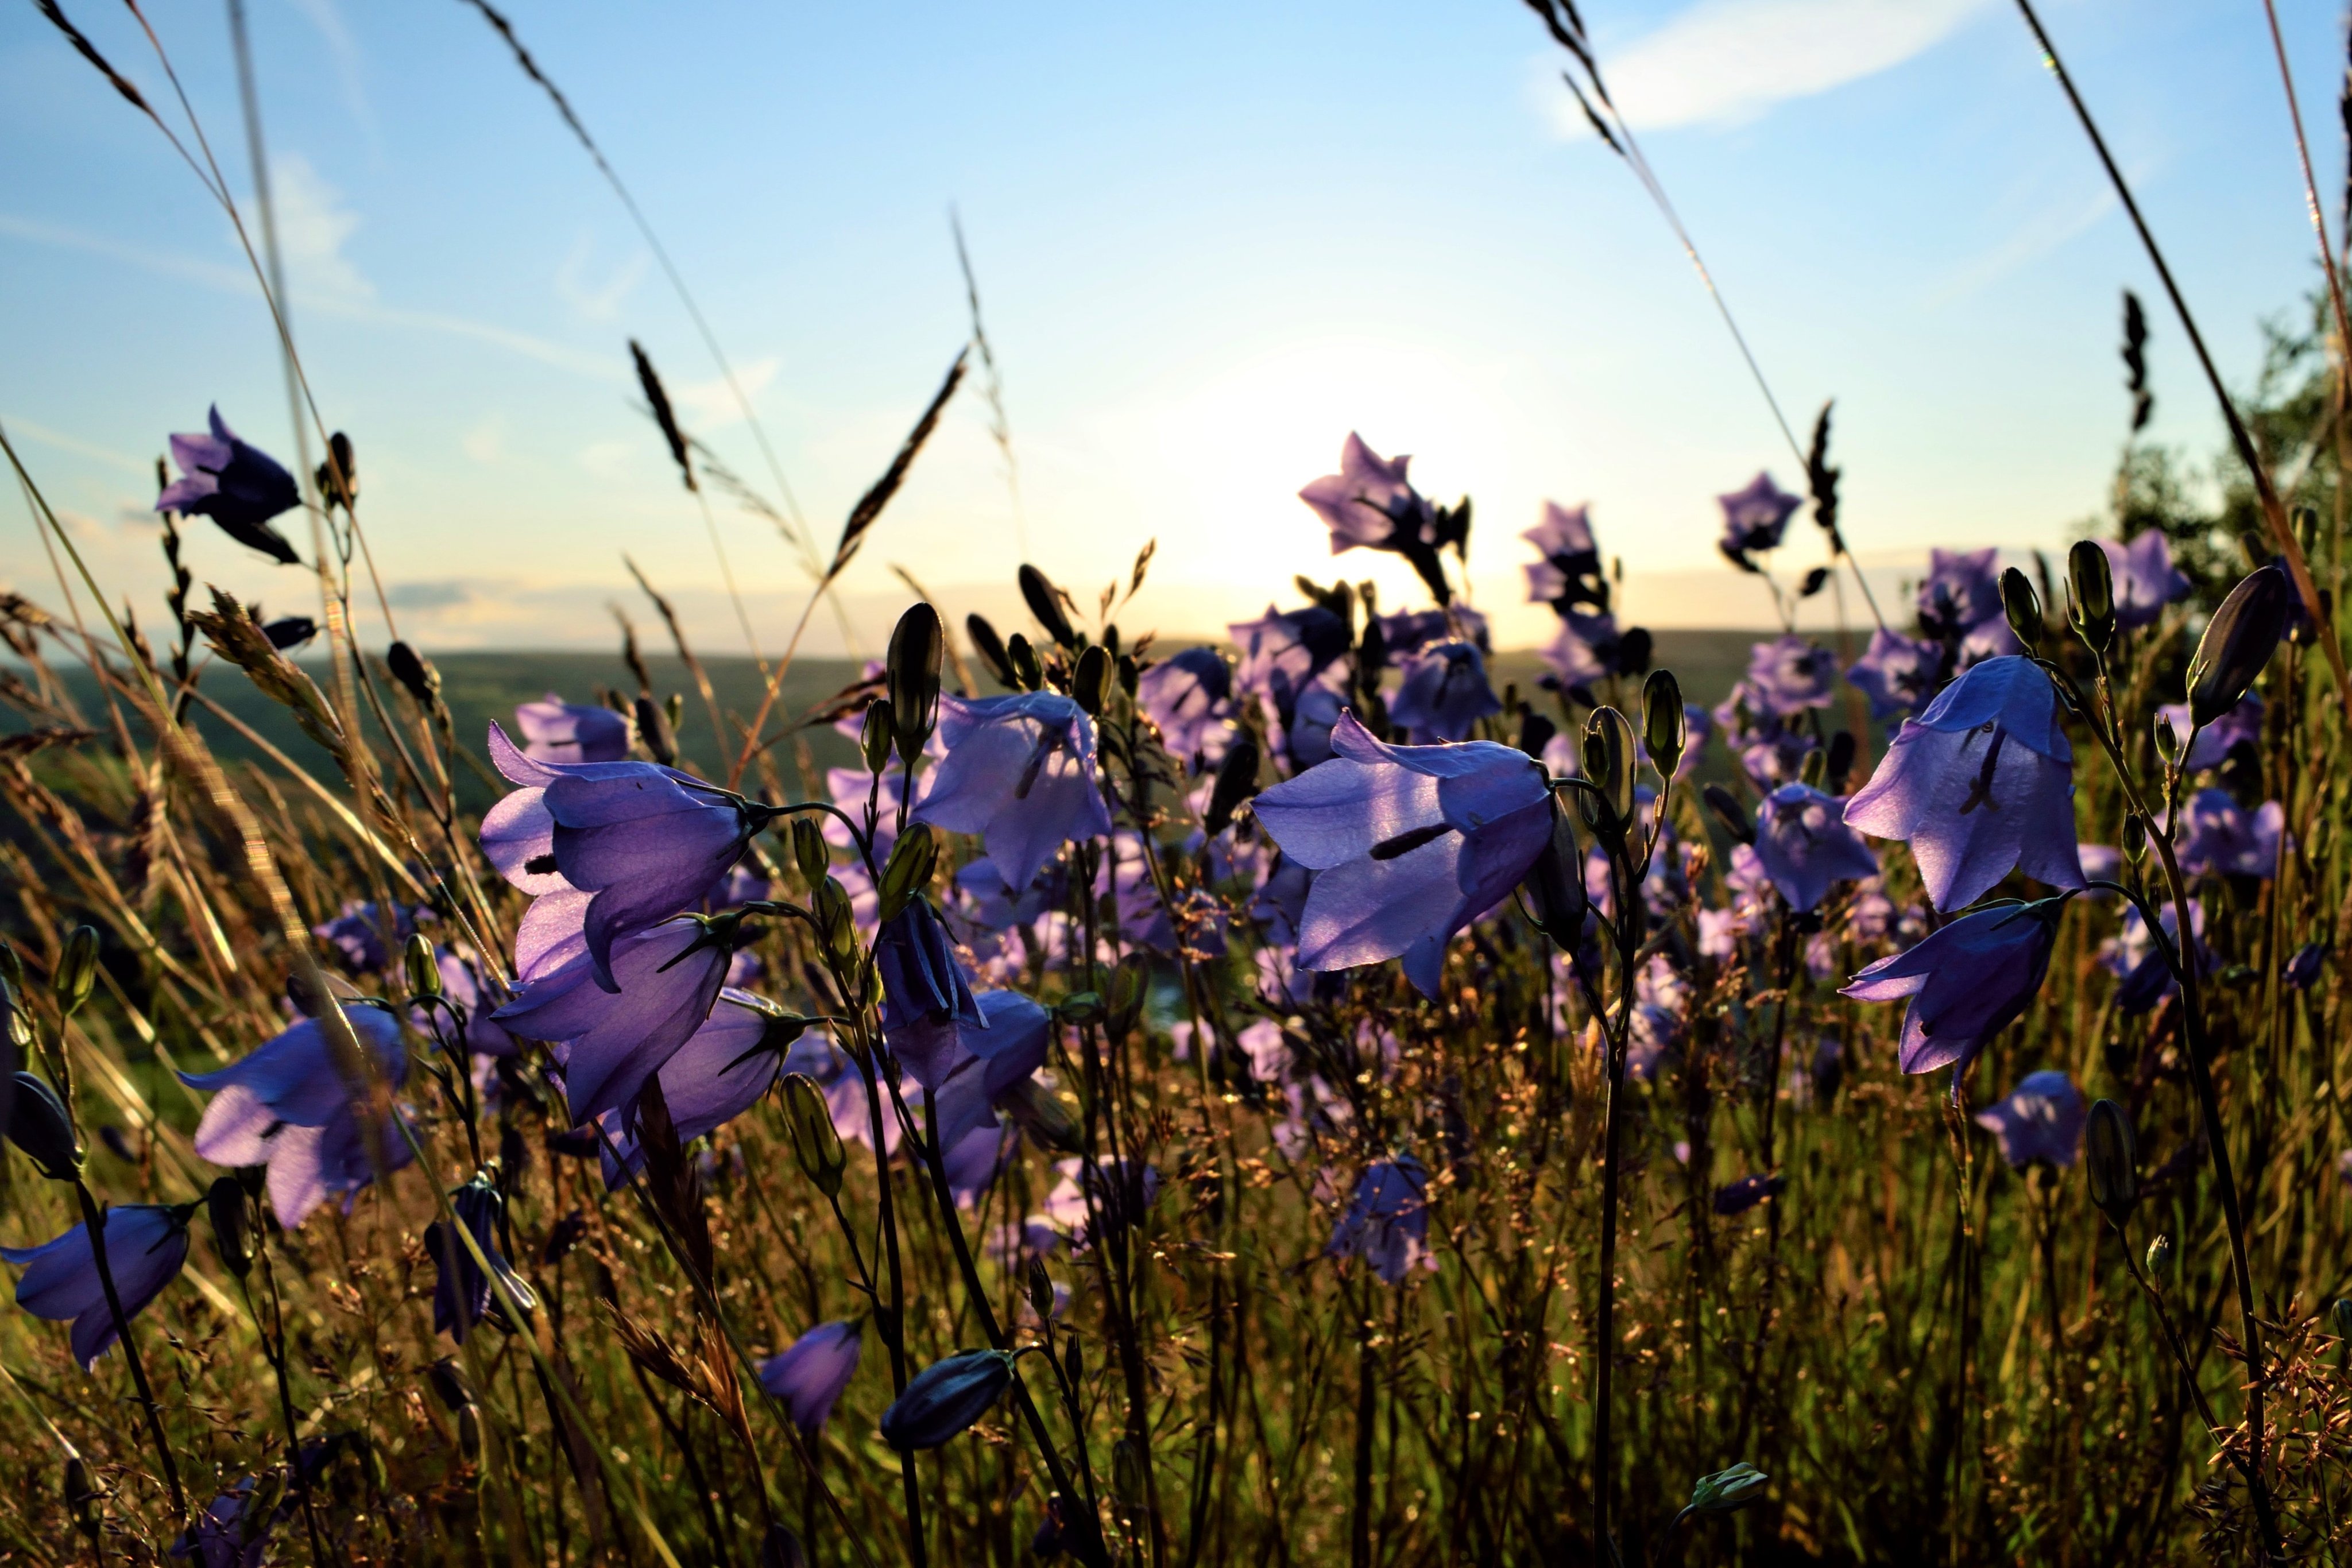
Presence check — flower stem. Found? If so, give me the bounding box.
[72,1179,186,1521]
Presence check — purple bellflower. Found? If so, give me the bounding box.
[1387,641,1502,743]
[1137,646,1237,771]
[1041,1156,1162,1252]
[494,915,736,1125]
[877,899,986,1055]
[1523,501,1609,614]
[1230,605,1351,704]
[1251,713,1552,996]
[594,990,784,1187]
[2285,942,2328,990]
[1753,783,1881,913]
[1843,656,2084,912]
[1744,635,1837,716]
[513,695,631,765]
[1844,628,1943,721]
[2102,899,2207,1015]
[171,1479,277,1568]
[1716,472,1803,562]
[892,990,1054,1162]
[424,1177,536,1344]
[2159,694,2263,772]
[181,1004,413,1228]
[2175,789,2284,879]
[759,1320,862,1434]
[3,1203,190,1368]
[1378,606,1490,664]
[2099,531,2192,630]
[1540,610,1630,688]
[1974,1070,2086,1168]
[312,900,427,973]
[1916,548,2003,642]
[1299,433,1430,550]
[156,406,302,565]
[913,692,1113,892]
[1840,897,2065,1078]
[1326,1155,1436,1286]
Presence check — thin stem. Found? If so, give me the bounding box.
[71,1180,187,1520]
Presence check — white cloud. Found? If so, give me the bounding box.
[556,233,650,322]
[671,357,779,430]
[268,153,372,303]
[1588,0,1994,130]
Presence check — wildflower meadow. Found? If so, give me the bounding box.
[5,2,2352,1565]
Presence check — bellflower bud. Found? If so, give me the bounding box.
[1105,953,1149,1039]
[2120,812,2146,864]
[1519,799,1588,953]
[8,1071,80,1179]
[790,816,829,893]
[1642,668,1685,783]
[1026,1257,1055,1323]
[633,694,676,766]
[1057,991,1104,1027]
[813,878,859,970]
[2083,1099,2137,1224]
[1581,707,1637,838]
[2153,713,2179,766]
[880,1349,1016,1450]
[1008,633,1043,692]
[1202,736,1260,838]
[1999,567,2042,648]
[458,1402,482,1462]
[64,1456,98,1537]
[207,1175,254,1279]
[1798,747,1827,789]
[761,1524,809,1568]
[403,934,442,1001]
[2146,1234,2172,1277]
[966,614,1016,688]
[861,698,898,775]
[887,603,945,765]
[2187,564,2293,727]
[782,1073,845,1198]
[1073,645,1113,718]
[55,926,100,1019]
[877,824,940,925]
[2067,539,2116,653]
[387,641,441,712]
[1703,784,1756,847]
[1688,1462,1768,1515]
[1020,564,1079,649]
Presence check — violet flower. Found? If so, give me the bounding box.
[1229,605,1351,704]
[494,915,736,1125]
[1972,1070,2086,1168]
[1041,1157,1160,1252]
[2174,788,2284,878]
[912,692,1113,892]
[1386,641,1502,743]
[2102,899,2206,1014]
[1843,656,2084,912]
[312,900,427,974]
[2099,531,2191,630]
[431,947,520,1058]
[1251,713,1552,996]
[424,1176,535,1344]
[1523,501,1609,613]
[514,695,630,765]
[1716,471,1803,562]
[1840,896,2065,1076]
[181,1004,413,1228]
[1298,433,1459,600]
[1744,635,1837,716]
[2285,942,2328,991]
[594,990,785,1186]
[758,1320,862,1434]
[3,1203,190,1368]
[1379,606,1490,664]
[1326,1155,1436,1286]
[156,406,301,565]
[1753,783,1880,913]
[1845,628,1943,721]
[1713,1174,1786,1217]
[877,899,985,1055]
[171,1479,276,1568]
[2159,694,2262,771]
[1137,647,1237,771]
[1916,548,2003,642]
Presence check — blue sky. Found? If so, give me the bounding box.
[1,0,2341,653]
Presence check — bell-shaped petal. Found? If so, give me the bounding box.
[1840,899,2063,1075]
[1973,1069,2086,1168]
[913,693,1112,891]
[496,916,733,1125]
[4,1205,190,1368]
[514,696,631,765]
[1753,784,1880,912]
[759,1320,862,1434]
[1326,1155,1436,1286]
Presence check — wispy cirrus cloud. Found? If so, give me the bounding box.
[1573,0,1995,131]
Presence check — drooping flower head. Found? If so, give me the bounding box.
[1973,1070,2086,1168]
[1844,656,2084,912]
[1753,783,1880,913]
[1523,501,1609,614]
[1744,635,1837,716]
[1840,896,2066,1078]
[424,1176,536,1344]
[2100,897,2208,1015]
[1326,1155,1436,1286]
[890,990,1053,1154]
[4,1204,191,1368]
[1716,471,1802,562]
[312,901,428,974]
[2174,789,2283,879]
[1298,433,1462,601]
[1251,713,1552,996]
[1844,628,1943,721]
[912,692,1113,892]
[1916,548,2003,643]
[180,1004,413,1228]
[1386,641,1502,743]
[2099,531,2192,630]
[513,696,631,765]
[594,990,788,1186]
[1136,647,1237,772]
[759,1321,862,1434]
[1541,609,1646,691]
[156,406,302,564]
